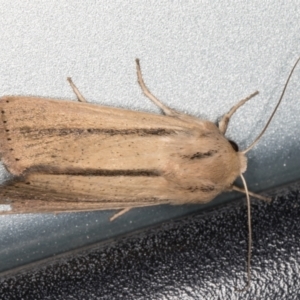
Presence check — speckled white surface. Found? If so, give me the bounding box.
[0,1,299,273]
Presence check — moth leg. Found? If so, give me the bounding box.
[218,91,259,134]
[67,77,88,103]
[231,185,271,203]
[110,207,132,221]
[136,59,180,117]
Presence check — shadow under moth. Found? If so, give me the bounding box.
[0,57,299,290]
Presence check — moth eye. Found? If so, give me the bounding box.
[229,140,239,152]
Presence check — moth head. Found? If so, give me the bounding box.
[229,140,238,152]
[229,139,247,174]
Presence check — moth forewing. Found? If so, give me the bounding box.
[0,96,246,214]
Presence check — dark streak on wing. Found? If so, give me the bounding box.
[183,150,218,160]
[18,127,178,138]
[25,167,162,177]
[200,185,215,192]
[187,185,215,192]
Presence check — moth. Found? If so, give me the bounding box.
[0,58,298,289]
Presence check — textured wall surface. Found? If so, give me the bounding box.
[1,182,300,299]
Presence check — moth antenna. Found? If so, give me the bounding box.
[235,174,252,292]
[243,56,300,154]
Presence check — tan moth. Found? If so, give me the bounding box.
[0,57,299,289]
